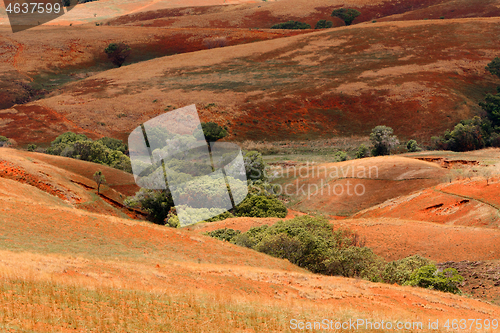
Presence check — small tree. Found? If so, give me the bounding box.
[271,21,311,29]
[355,144,370,159]
[331,8,361,26]
[104,43,131,67]
[370,125,399,156]
[404,265,464,294]
[93,170,106,194]
[406,139,421,152]
[194,122,228,142]
[315,20,333,29]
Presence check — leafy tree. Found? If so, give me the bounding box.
[485,57,500,79]
[479,88,500,129]
[104,43,131,67]
[124,189,174,225]
[97,137,127,153]
[382,255,432,285]
[331,8,361,26]
[404,265,464,294]
[271,21,311,29]
[406,139,421,152]
[370,125,399,156]
[194,122,228,142]
[355,144,370,158]
[0,136,10,147]
[51,132,88,146]
[315,20,333,29]
[93,170,106,194]
[244,151,267,181]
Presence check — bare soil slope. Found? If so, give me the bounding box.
[1,150,499,331]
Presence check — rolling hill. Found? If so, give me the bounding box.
[3,17,500,145]
[1,150,500,331]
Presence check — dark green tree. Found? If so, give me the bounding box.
[271,21,311,29]
[315,20,333,29]
[331,8,361,26]
[104,43,131,67]
[194,122,228,142]
[370,125,399,156]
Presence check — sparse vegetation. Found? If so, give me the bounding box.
[93,170,106,194]
[331,8,361,26]
[355,144,370,158]
[271,21,311,30]
[0,136,10,147]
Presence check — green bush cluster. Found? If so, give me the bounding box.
[404,265,464,294]
[315,20,333,29]
[271,21,311,30]
[355,144,370,158]
[205,217,464,294]
[406,139,421,152]
[44,132,132,173]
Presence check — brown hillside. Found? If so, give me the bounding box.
[4,18,500,144]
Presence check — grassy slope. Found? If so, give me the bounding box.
[3,17,499,145]
[1,151,499,331]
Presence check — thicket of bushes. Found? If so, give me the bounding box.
[271,21,311,29]
[206,216,464,294]
[41,132,132,172]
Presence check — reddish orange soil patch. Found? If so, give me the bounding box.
[334,218,500,262]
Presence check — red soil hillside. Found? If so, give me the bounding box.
[354,149,500,227]
[6,18,500,144]
[1,151,499,330]
[274,156,447,217]
[0,148,142,218]
[105,0,500,29]
[0,25,301,112]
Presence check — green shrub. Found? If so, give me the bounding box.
[404,265,464,294]
[406,139,421,152]
[0,136,10,147]
[334,151,348,161]
[315,20,333,29]
[51,132,89,146]
[26,144,37,152]
[231,216,379,278]
[271,21,311,29]
[104,43,131,67]
[205,228,241,242]
[97,137,127,153]
[234,195,287,218]
[124,189,174,225]
[382,255,432,285]
[370,125,399,156]
[355,144,369,158]
[244,151,268,182]
[331,8,361,26]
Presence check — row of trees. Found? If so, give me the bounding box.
[271,8,361,30]
[206,216,464,294]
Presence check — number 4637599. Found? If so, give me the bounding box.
[5,2,62,14]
